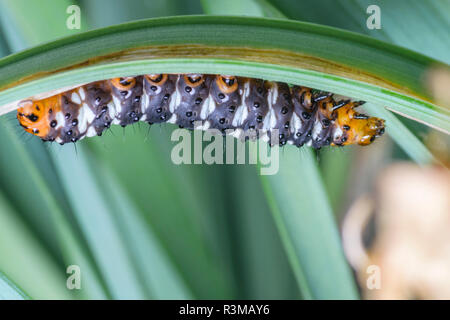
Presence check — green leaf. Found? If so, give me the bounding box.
[0,191,73,299]
[92,164,194,299]
[49,145,150,299]
[0,0,86,51]
[272,0,450,64]
[260,148,358,299]
[0,117,108,300]
[201,0,285,18]
[0,16,448,133]
[79,0,202,29]
[86,128,236,299]
[0,271,29,300]
[225,165,300,299]
[319,148,352,212]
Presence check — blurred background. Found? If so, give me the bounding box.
[0,0,448,299]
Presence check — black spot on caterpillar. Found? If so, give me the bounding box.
[17,74,385,148]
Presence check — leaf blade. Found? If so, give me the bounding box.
[0,16,448,132]
[260,148,359,299]
[0,271,29,300]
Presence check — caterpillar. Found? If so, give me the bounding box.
[16,74,385,148]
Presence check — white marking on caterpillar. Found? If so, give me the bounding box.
[240,104,248,126]
[270,108,277,129]
[120,90,132,99]
[232,104,245,127]
[202,120,211,130]
[200,95,210,120]
[311,119,322,140]
[167,114,177,124]
[83,103,96,124]
[111,95,122,125]
[54,112,65,129]
[172,77,181,112]
[71,92,81,105]
[107,101,116,119]
[333,125,343,140]
[86,126,97,138]
[78,87,86,101]
[266,83,278,130]
[244,80,251,99]
[193,121,203,130]
[271,83,279,105]
[220,95,230,103]
[265,86,273,131]
[232,128,243,139]
[153,86,162,95]
[262,112,271,131]
[291,113,302,133]
[141,86,149,114]
[77,106,87,133]
[207,94,216,115]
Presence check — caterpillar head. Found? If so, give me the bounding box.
[17,99,53,138]
[332,101,385,146]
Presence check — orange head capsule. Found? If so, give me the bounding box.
[17,95,61,140]
[332,101,385,146]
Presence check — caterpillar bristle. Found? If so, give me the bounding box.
[16,74,385,149]
[332,99,350,111]
[313,91,333,102]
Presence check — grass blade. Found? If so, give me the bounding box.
[201,0,285,18]
[0,16,448,132]
[87,128,236,299]
[0,117,108,299]
[0,271,29,300]
[227,165,300,299]
[49,145,148,299]
[93,164,194,299]
[260,149,358,299]
[0,192,73,299]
